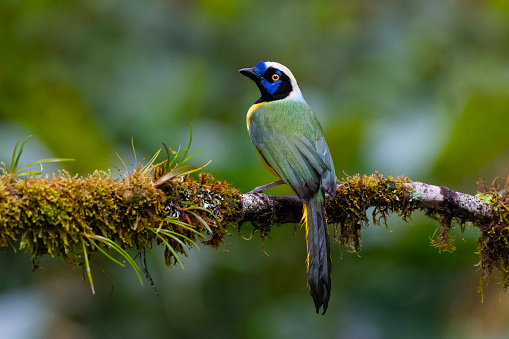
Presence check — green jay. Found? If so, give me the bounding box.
[239,61,337,314]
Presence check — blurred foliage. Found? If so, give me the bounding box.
[2,0,509,338]
[433,94,509,186]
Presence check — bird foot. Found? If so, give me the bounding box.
[248,180,285,194]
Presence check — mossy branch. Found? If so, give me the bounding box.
[1,168,508,293]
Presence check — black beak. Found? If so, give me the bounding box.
[239,67,260,82]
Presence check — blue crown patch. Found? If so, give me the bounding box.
[253,60,268,76]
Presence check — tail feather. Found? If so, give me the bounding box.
[304,190,331,315]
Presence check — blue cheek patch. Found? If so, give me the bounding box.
[254,62,281,94]
[261,79,281,94]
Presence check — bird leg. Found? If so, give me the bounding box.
[248,180,285,194]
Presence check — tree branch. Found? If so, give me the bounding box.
[240,181,495,225]
[1,170,507,292]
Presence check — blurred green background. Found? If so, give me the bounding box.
[2,1,509,338]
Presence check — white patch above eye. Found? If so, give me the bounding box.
[264,61,304,102]
[264,62,296,82]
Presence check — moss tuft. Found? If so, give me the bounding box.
[326,172,414,252]
[475,178,509,292]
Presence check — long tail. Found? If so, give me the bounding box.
[303,189,331,315]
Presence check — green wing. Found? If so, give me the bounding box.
[249,101,336,200]
[316,133,336,197]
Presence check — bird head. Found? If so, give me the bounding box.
[239,61,304,103]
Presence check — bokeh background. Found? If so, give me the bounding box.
[2,1,509,338]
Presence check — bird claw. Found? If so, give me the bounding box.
[247,180,285,194]
[248,187,265,194]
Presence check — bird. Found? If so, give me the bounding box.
[239,61,337,314]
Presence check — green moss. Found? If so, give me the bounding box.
[0,168,240,272]
[475,179,509,292]
[326,172,414,252]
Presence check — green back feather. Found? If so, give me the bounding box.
[249,100,336,200]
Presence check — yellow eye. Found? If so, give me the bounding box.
[272,74,280,82]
